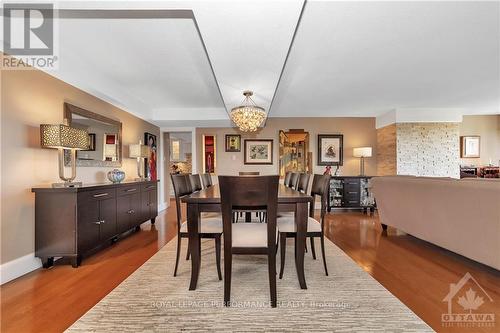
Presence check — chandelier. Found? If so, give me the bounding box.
[230,91,266,132]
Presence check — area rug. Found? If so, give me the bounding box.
[67,237,433,332]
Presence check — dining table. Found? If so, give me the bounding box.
[182,184,314,291]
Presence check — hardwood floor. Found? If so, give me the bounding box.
[1,202,499,332]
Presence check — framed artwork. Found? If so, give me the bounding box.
[104,133,118,161]
[460,136,480,158]
[144,132,158,180]
[203,135,216,173]
[225,134,241,152]
[244,139,273,165]
[317,134,343,166]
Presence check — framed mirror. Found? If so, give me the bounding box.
[279,129,311,177]
[64,103,123,167]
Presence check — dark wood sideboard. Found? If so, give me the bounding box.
[327,176,375,214]
[32,180,158,268]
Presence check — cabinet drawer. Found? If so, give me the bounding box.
[141,183,157,192]
[117,185,140,196]
[345,199,360,207]
[344,179,360,186]
[78,188,116,202]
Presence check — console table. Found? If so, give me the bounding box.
[32,180,158,268]
[327,176,375,214]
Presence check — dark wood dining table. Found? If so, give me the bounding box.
[182,184,313,290]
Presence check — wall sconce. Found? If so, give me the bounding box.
[353,147,372,176]
[40,122,89,187]
[129,141,150,180]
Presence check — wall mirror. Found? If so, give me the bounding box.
[279,129,311,177]
[64,103,123,167]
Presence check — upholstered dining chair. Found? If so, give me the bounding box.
[278,174,330,278]
[288,172,300,189]
[236,171,263,222]
[219,175,279,307]
[284,172,292,187]
[171,174,222,280]
[189,174,203,192]
[201,173,213,188]
[296,173,311,193]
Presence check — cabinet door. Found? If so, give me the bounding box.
[140,191,150,221]
[99,197,117,241]
[116,195,131,234]
[128,192,142,229]
[77,199,100,253]
[149,189,158,219]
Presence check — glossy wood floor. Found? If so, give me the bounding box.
[1,202,499,333]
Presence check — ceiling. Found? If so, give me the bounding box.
[2,0,499,127]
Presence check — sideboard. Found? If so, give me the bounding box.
[32,180,158,268]
[327,176,375,214]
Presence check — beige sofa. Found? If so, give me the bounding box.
[372,176,500,270]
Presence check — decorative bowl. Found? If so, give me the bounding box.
[107,169,125,183]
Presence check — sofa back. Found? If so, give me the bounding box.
[372,176,500,270]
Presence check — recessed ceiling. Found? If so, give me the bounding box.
[2,0,498,127]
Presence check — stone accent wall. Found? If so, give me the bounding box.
[397,123,460,178]
[376,124,397,176]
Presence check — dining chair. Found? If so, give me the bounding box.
[296,173,311,193]
[278,174,330,278]
[201,173,213,188]
[284,172,292,187]
[171,174,222,280]
[189,174,203,192]
[236,172,263,222]
[219,175,279,307]
[288,172,300,189]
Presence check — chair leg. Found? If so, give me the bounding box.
[310,236,317,260]
[186,246,190,260]
[174,236,182,277]
[224,250,232,306]
[215,235,222,281]
[320,234,329,276]
[279,233,286,279]
[268,247,277,308]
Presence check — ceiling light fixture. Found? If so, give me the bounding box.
[230,91,266,132]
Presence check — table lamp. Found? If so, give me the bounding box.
[129,142,150,180]
[353,147,372,176]
[40,123,89,187]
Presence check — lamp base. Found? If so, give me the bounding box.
[52,181,83,188]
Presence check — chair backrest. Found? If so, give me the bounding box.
[309,174,331,224]
[201,173,213,188]
[219,175,279,249]
[284,172,292,186]
[171,174,193,230]
[288,172,300,189]
[239,171,260,176]
[296,173,311,193]
[189,174,203,192]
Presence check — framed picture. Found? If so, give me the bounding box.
[460,136,480,158]
[202,134,216,173]
[144,132,157,180]
[317,134,343,166]
[244,139,273,165]
[225,134,241,152]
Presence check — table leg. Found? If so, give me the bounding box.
[295,202,308,289]
[187,203,201,290]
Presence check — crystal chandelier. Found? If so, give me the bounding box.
[230,91,266,132]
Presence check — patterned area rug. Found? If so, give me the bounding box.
[67,237,433,332]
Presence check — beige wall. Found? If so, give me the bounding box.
[196,117,377,177]
[459,115,500,166]
[1,69,159,264]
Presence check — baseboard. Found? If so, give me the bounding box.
[0,253,42,285]
[158,201,169,212]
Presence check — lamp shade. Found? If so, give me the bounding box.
[129,144,150,158]
[353,147,372,158]
[40,124,89,150]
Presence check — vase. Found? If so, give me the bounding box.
[107,169,125,183]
